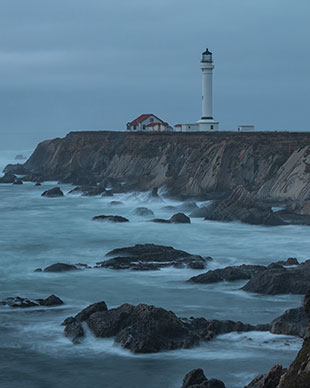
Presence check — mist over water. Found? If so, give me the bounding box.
[0,151,307,388]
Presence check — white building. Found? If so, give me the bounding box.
[127,114,172,131]
[176,48,219,132]
[237,125,255,132]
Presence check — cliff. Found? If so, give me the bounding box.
[20,131,310,201]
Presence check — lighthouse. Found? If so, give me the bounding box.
[197,48,219,131]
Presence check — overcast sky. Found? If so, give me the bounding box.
[0,0,310,150]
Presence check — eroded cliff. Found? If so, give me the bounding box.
[19,131,310,201]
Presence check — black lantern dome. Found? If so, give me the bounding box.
[201,48,213,63]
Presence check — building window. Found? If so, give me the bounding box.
[134,125,137,130]
[211,125,214,130]
[150,118,154,123]
[143,125,146,130]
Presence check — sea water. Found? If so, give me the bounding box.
[0,151,308,388]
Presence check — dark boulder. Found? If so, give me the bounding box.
[63,317,84,344]
[92,215,129,222]
[270,307,308,338]
[170,213,191,224]
[41,187,64,197]
[35,182,42,186]
[204,186,286,226]
[276,258,299,266]
[0,172,17,183]
[44,263,78,272]
[3,163,28,174]
[241,262,310,295]
[245,364,286,388]
[75,301,108,321]
[1,295,64,308]
[134,207,154,217]
[85,303,199,353]
[40,294,64,306]
[189,265,266,284]
[99,244,207,271]
[181,368,226,388]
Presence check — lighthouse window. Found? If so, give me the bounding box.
[211,125,214,130]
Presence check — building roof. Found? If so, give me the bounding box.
[128,113,166,126]
[202,48,212,55]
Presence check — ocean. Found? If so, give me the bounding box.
[0,150,307,388]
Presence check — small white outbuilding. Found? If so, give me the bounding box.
[237,125,255,132]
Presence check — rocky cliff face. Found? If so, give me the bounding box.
[20,131,310,200]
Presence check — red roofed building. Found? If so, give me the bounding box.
[126,114,172,131]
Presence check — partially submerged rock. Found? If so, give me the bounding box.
[98,244,207,270]
[151,213,191,224]
[181,368,226,388]
[92,215,129,222]
[189,265,266,284]
[0,172,17,183]
[241,262,310,295]
[1,294,63,308]
[270,306,308,338]
[41,187,64,197]
[204,186,286,226]
[134,207,154,217]
[44,263,78,272]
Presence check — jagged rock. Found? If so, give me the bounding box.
[245,365,286,388]
[44,263,78,272]
[63,317,84,343]
[92,215,129,222]
[99,244,207,270]
[75,301,108,321]
[41,187,64,197]
[0,172,17,183]
[1,295,63,308]
[181,368,226,388]
[68,186,106,196]
[204,186,286,226]
[3,163,28,174]
[241,262,310,295]
[270,307,308,338]
[134,207,154,217]
[189,265,266,284]
[276,258,299,266]
[170,213,191,223]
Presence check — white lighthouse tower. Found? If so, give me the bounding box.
[197,48,219,131]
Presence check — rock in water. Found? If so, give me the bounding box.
[204,186,286,226]
[270,306,308,338]
[41,187,64,197]
[170,213,191,223]
[92,215,129,222]
[181,368,226,388]
[99,243,207,270]
[134,207,154,217]
[189,264,266,284]
[1,295,64,308]
[0,173,17,184]
[241,262,310,295]
[44,263,78,272]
